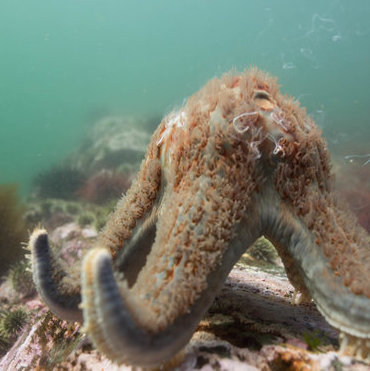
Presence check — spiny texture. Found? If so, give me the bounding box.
[29,68,370,366]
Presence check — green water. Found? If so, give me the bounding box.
[1,0,369,196]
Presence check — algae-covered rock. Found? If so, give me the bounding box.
[32,165,87,200]
[0,185,28,275]
[72,115,152,173]
[1,255,368,370]
[248,236,279,264]
[7,261,35,298]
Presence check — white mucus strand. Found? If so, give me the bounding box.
[273,139,284,156]
[249,141,262,159]
[232,111,259,133]
[157,110,186,146]
[344,153,370,167]
[267,133,285,157]
[271,109,289,131]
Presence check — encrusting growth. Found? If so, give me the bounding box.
[29,68,370,366]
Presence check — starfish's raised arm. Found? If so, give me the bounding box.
[81,168,262,366]
[29,228,82,321]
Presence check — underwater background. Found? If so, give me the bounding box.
[1,0,369,197]
[0,1,370,367]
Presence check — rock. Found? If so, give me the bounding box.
[49,222,97,267]
[1,255,368,370]
[72,116,153,173]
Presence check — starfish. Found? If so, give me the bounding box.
[29,69,370,366]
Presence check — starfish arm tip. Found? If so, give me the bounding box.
[29,228,82,322]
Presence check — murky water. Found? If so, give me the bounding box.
[0,2,369,367]
[0,0,369,196]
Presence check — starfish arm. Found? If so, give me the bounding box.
[96,138,162,258]
[81,247,212,366]
[261,192,370,358]
[29,68,370,365]
[29,228,82,321]
[114,216,157,287]
[81,177,261,366]
[259,192,312,302]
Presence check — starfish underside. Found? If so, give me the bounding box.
[29,69,370,366]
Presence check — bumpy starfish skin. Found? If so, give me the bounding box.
[29,69,370,366]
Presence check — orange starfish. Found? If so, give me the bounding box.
[29,68,369,366]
